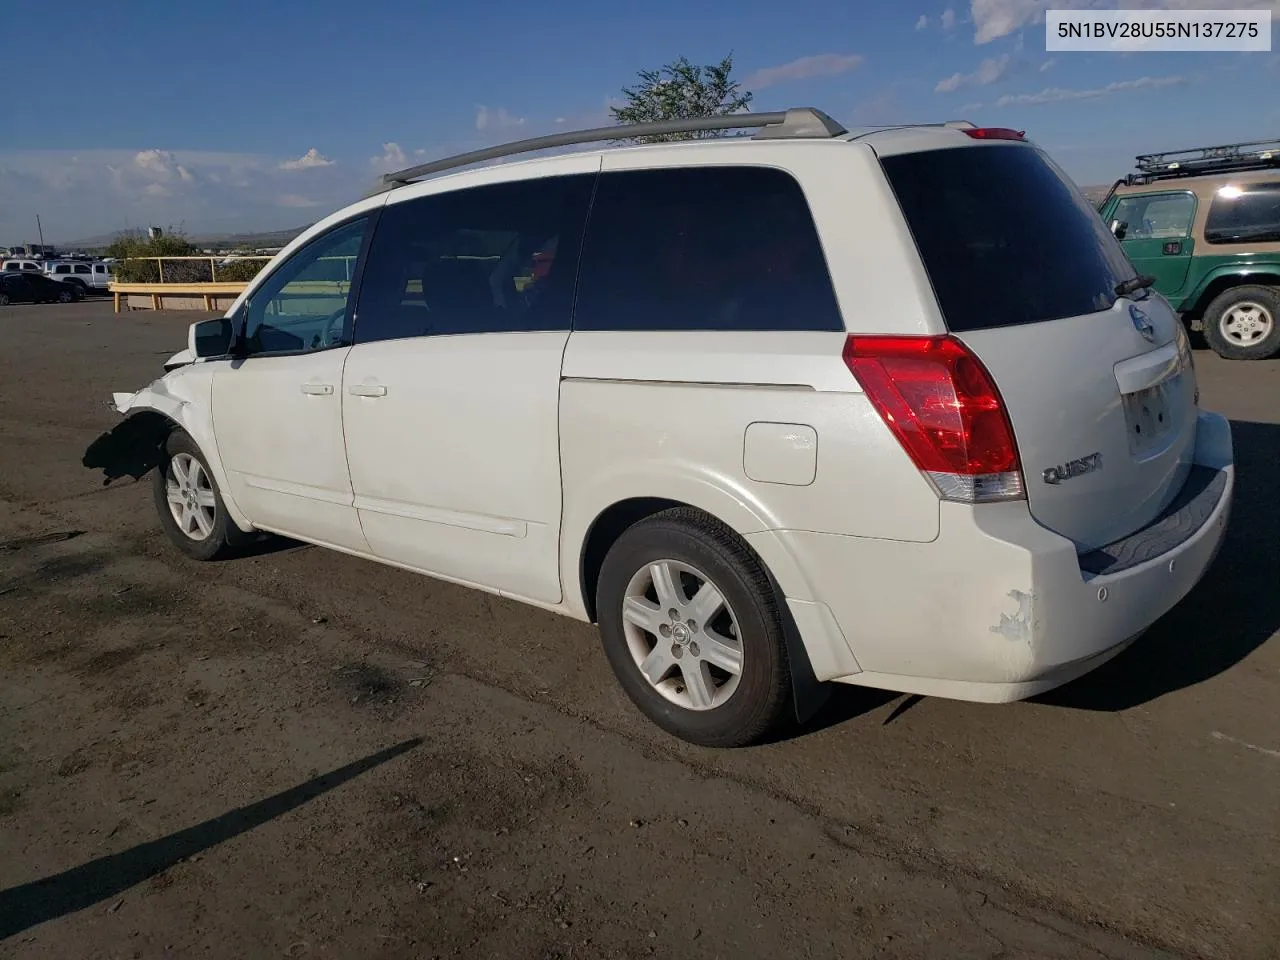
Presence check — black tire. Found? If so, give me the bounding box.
[595,507,791,748]
[152,429,250,561]
[0,293,9,306]
[57,289,72,303]
[1202,285,1280,360]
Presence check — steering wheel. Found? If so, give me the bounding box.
[317,307,347,348]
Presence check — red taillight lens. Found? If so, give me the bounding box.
[962,127,1026,141]
[842,335,1024,502]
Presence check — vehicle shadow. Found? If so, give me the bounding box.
[1037,419,1280,712]
[0,737,422,942]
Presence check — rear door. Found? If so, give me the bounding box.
[879,141,1198,551]
[340,163,597,603]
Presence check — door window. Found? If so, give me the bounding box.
[74,264,91,274]
[242,217,368,356]
[572,166,843,332]
[352,173,596,344]
[1111,192,1196,240]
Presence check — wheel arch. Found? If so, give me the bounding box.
[1183,268,1280,329]
[573,493,831,724]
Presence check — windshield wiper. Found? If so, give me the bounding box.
[1115,274,1156,298]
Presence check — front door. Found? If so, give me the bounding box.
[1110,190,1197,301]
[339,166,597,603]
[210,216,372,552]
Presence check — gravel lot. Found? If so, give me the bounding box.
[1,301,1277,960]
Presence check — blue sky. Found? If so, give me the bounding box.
[2,0,1277,242]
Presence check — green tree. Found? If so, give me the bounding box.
[611,54,754,142]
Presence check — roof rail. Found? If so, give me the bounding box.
[1127,136,1280,184]
[368,107,847,195]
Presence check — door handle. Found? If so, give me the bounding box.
[300,383,334,395]
[348,384,388,397]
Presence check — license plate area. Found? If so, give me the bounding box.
[1123,372,1181,457]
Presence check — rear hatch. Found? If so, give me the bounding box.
[879,140,1198,551]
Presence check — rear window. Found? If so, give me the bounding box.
[880,144,1134,332]
[1204,182,1280,244]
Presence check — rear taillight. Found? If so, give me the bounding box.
[842,335,1024,503]
[962,127,1026,141]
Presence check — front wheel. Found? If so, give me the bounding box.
[595,508,791,748]
[0,293,9,306]
[1202,285,1280,360]
[152,430,249,561]
[57,289,73,303]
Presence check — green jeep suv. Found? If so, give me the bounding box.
[1098,138,1280,360]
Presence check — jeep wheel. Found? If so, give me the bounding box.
[1203,285,1280,360]
[595,507,791,748]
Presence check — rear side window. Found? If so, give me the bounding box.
[354,173,595,344]
[881,145,1133,332]
[573,167,843,332]
[74,264,90,274]
[54,265,70,274]
[1204,182,1280,244]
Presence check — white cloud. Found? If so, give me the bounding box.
[916,13,929,29]
[935,53,1012,92]
[475,105,527,132]
[745,53,864,89]
[1040,57,1056,72]
[971,0,1280,45]
[278,148,334,171]
[276,193,321,208]
[941,7,957,30]
[370,142,407,170]
[993,73,1185,106]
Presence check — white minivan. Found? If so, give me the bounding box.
[107,109,1233,747]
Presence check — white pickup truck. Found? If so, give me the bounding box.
[42,260,114,293]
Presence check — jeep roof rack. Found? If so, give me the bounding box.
[1126,136,1280,184]
[367,107,848,196]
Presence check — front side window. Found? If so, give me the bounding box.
[573,166,843,332]
[353,173,595,344]
[74,264,90,274]
[1204,182,1280,244]
[1110,192,1196,239]
[242,217,368,356]
[54,265,71,274]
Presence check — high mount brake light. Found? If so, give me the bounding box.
[962,127,1026,141]
[842,336,1025,504]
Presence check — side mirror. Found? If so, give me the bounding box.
[189,317,234,358]
[1109,219,1128,240]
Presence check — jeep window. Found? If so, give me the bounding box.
[1111,192,1196,239]
[573,167,843,332]
[74,264,90,274]
[353,173,595,344]
[881,145,1134,332]
[1204,182,1280,245]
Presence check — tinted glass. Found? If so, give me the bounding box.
[354,173,595,344]
[243,217,367,356]
[1204,182,1280,244]
[573,167,842,332]
[74,264,90,274]
[881,145,1134,332]
[54,265,70,273]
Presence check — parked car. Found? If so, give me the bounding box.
[43,259,113,293]
[0,271,84,304]
[1098,137,1280,360]
[1,259,45,274]
[104,110,1233,747]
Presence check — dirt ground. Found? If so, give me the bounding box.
[1,301,1277,960]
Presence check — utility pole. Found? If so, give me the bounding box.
[36,214,45,253]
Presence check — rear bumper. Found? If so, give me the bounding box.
[756,410,1234,702]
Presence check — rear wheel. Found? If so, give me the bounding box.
[1202,285,1280,360]
[152,430,250,561]
[0,293,9,306]
[57,288,73,303]
[595,508,791,748]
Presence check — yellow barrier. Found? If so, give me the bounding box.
[111,281,248,313]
